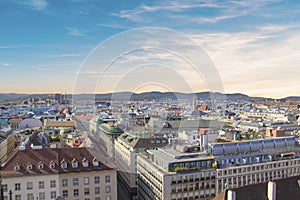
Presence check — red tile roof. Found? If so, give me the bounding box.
[9,118,23,121]
[0,147,112,178]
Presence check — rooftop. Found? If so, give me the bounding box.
[44,120,76,127]
[118,133,168,149]
[100,123,124,134]
[0,147,112,178]
[214,176,300,200]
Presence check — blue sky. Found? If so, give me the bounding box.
[0,0,300,98]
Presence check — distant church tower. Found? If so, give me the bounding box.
[192,95,197,110]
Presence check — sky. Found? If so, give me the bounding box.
[0,0,300,98]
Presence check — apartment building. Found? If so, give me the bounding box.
[0,147,117,200]
[137,136,300,200]
[0,127,14,163]
[210,137,300,194]
[98,120,124,159]
[137,147,217,200]
[115,132,168,199]
[8,118,23,130]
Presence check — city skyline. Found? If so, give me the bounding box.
[1,0,300,98]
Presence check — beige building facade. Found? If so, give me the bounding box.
[1,147,117,200]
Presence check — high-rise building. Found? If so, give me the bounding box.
[137,136,300,200]
[115,132,168,199]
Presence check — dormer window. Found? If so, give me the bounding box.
[61,159,68,169]
[50,160,56,169]
[27,162,33,170]
[72,158,78,168]
[92,157,99,167]
[38,162,44,169]
[82,158,89,167]
[14,163,20,171]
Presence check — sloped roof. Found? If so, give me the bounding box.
[148,118,229,130]
[119,133,168,149]
[45,121,75,127]
[1,147,112,178]
[19,118,42,129]
[214,176,300,200]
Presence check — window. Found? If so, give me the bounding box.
[39,192,45,200]
[27,193,34,200]
[95,197,101,200]
[61,162,67,169]
[105,175,110,183]
[14,165,20,171]
[50,161,55,168]
[72,161,78,168]
[15,195,21,200]
[62,179,68,187]
[15,183,21,191]
[50,180,56,188]
[94,176,100,184]
[27,164,33,170]
[74,189,79,197]
[95,187,100,194]
[51,191,56,199]
[106,196,111,200]
[39,181,45,189]
[84,177,89,185]
[63,190,68,197]
[38,163,44,169]
[105,186,111,193]
[2,184,7,192]
[93,160,99,167]
[83,161,89,167]
[73,178,79,186]
[27,182,33,190]
[84,188,90,195]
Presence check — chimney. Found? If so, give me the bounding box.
[268,181,276,200]
[227,190,236,200]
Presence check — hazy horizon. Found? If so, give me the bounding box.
[1,1,300,98]
[1,90,299,99]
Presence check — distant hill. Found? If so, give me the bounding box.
[280,96,300,101]
[0,92,297,102]
[0,93,29,101]
[0,93,50,101]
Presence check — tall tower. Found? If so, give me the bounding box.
[192,95,197,110]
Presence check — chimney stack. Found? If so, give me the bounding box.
[268,181,276,200]
[227,190,236,200]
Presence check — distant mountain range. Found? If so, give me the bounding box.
[0,91,298,102]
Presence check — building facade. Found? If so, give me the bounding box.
[1,147,117,200]
[137,136,300,200]
[115,132,168,199]
[0,128,14,163]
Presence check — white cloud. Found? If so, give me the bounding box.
[14,0,48,10]
[66,27,85,36]
[112,0,226,22]
[30,0,47,10]
[0,62,12,67]
[46,53,83,58]
[96,22,128,29]
[113,0,283,24]
[189,26,300,98]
